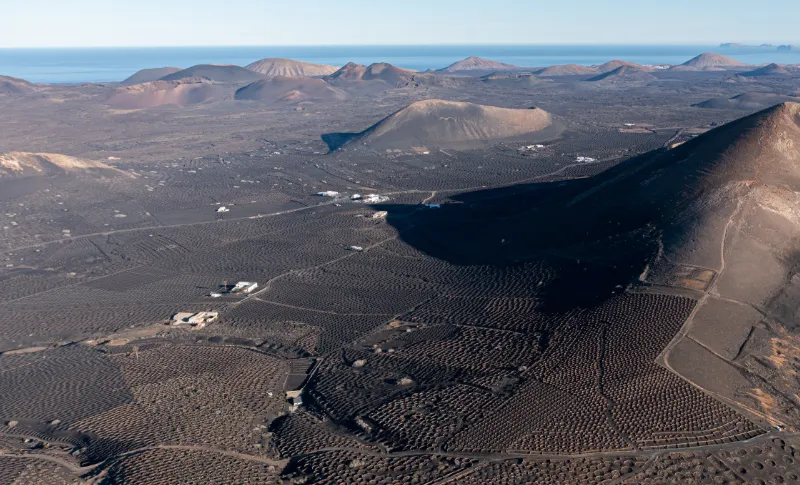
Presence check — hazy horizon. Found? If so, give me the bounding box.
[6,44,800,84]
[2,42,799,49]
[5,0,799,48]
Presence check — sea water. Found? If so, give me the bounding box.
[1,45,799,84]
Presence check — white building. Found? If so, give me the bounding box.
[232,281,258,294]
[316,191,340,197]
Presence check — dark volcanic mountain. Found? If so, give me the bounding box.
[693,92,800,110]
[379,103,800,430]
[244,58,339,77]
[159,64,265,83]
[565,103,800,427]
[480,72,542,88]
[587,66,656,83]
[681,53,746,68]
[107,77,221,109]
[122,67,182,85]
[438,56,519,72]
[234,76,347,104]
[739,63,792,77]
[323,99,558,151]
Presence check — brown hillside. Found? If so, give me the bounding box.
[0,152,130,178]
[107,77,220,109]
[244,58,339,77]
[587,66,656,83]
[324,100,559,151]
[234,76,347,104]
[536,64,596,76]
[438,56,519,72]
[681,53,746,68]
[595,60,648,73]
[0,75,37,95]
[324,62,415,88]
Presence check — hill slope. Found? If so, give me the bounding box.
[739,63,792,77]
[0,75,37,95]
[324,62,415,88]
[438,56,519,72]
[159,64,265,83]
[595,60,648,73]
[536,64,596,76]
[480,72,542,88]
[682,53,746,68]
[244,58,339,77]
[234,76,347,104]
[587,66,656,83]
[693,92,800,110]
[323,100,558,151]
[363,102,800,436]
[107,77,220,109]
[0,152,130,178]
[567,103,800,426]
[122,67,182,85]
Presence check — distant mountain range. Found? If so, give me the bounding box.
[720,43,797,51]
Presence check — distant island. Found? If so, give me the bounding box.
[719,42,798,51]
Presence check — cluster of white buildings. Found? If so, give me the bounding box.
[171,311,218,329]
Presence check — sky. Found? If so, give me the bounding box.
[3,0,799,48]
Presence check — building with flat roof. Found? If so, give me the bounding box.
[231,281,258,294]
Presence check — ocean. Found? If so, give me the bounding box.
[2,45,799,84]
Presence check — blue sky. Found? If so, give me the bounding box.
[4,0,799,48]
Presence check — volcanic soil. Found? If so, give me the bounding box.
[0,52,799,485]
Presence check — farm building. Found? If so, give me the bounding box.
[231,281,258,294]
[171,311,219,329]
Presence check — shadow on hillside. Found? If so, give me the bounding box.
[373,161,663,313]
[321,131,361,152]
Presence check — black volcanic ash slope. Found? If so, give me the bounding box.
[159,64,265,83]
[121,67,182,85]
[739,63,792,77]
[379,103,800,428]
[694,92,800,110]
[306,105,800,458]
